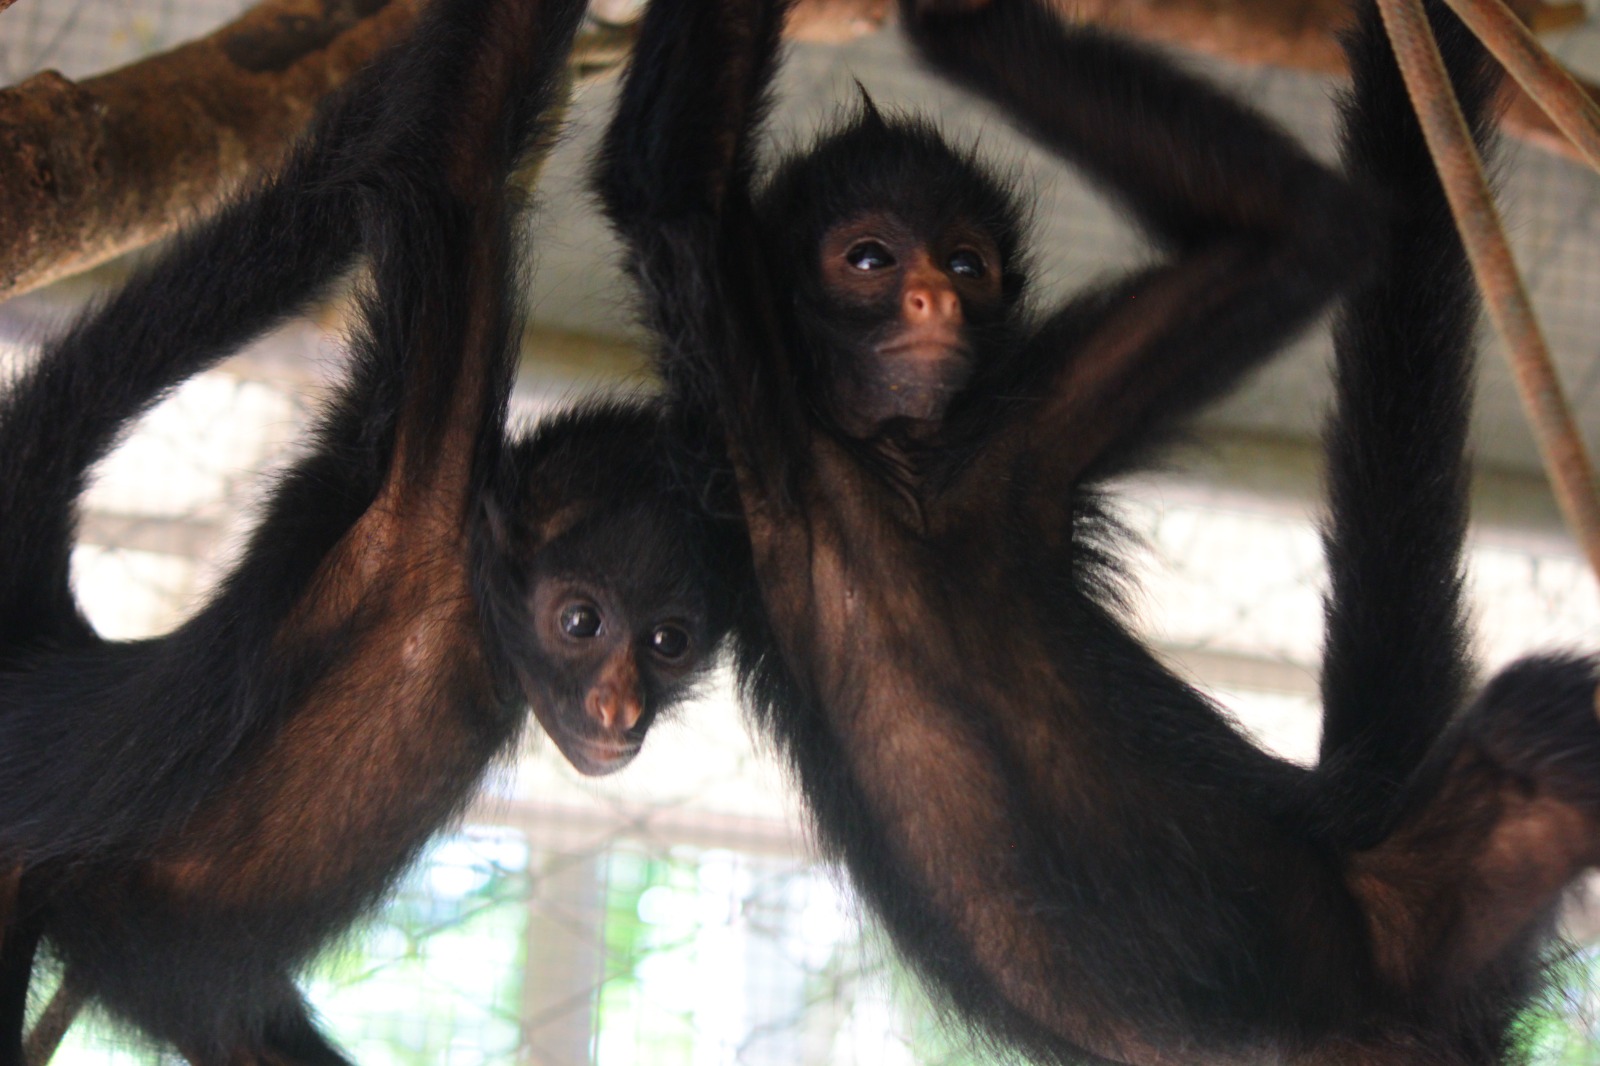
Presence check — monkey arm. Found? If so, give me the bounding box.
[905,0,1376,486]
[328,0,588,509]
[902,0,1358,259]
[595,0,784,222]
[1313,0,1492,843]
[145,0,596,808]
[594,0,808,495]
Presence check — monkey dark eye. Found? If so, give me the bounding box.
[559,603,603,639]
[949,249,986,278]
[648,624,691,661]
[846,241,895,271]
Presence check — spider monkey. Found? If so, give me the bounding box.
[0,0,727,1058]
[598,0,1600,1060]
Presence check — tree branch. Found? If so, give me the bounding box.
[0,0,1592,301]
[0,0,432,301]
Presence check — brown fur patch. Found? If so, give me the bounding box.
[1349,749,1597,992]
[742,439,1173,1059]
[150,445,494,905]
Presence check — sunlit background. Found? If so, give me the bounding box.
[4,0,1600,1062]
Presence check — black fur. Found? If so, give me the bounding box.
[1311,1,1499,850]
[598,0,1600,1061]
[0,0,727,1059]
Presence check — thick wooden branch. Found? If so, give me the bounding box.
[0,0,1593,302]
[0,0,430,301]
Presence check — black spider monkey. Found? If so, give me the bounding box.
[0,0,728,1058]
[598,0,1600,1060]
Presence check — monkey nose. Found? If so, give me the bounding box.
[903,284,963,324]
[587,685,643,732]
[588,650,643,732]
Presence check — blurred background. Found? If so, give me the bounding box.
[3,0,1600,1061]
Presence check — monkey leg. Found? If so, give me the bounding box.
[1348,655,1600,1008]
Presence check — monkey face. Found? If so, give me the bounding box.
[508,490,720,777]
[495,403,728,777]
[817,211,1004,433]
[524,570,702,775]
